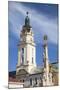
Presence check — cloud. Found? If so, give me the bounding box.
[8,2,58,45]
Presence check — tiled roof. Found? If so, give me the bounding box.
[30,67,43,74]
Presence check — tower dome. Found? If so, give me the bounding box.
[25,12,30,26]
[24,12,31,28]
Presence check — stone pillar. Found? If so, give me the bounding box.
[43,35,50,86]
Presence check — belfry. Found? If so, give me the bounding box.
[16,12,36,75]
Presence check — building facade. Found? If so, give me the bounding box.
[16,12,58,87]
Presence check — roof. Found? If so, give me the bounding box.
[29,66,43,74]
[49,62,58,72]
[9,62,58,77]
[30,63,58,74]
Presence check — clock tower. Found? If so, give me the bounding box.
[16,12,36,74]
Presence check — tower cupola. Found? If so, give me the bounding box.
[25,12,30,27]
[23,12,31,32]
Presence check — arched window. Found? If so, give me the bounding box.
[21,48,24,64]
[22,48,24,54]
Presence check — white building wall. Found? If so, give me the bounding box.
[26,44,36,66]
[8,82,23,88]
[23,74,43,87]
[33,46,36,66]
[42,71,53,86]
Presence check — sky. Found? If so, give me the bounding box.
[8,1,58,71]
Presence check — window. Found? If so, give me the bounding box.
[30,78,32,85]
[21,48,24,64]
[35,78,37,84]
[22,48,24,54]
[22,56,24,64]
[23,79,24,83]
